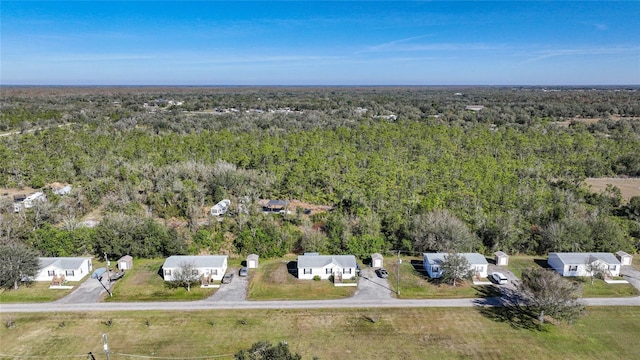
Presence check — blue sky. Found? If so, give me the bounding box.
[2,1,639,85]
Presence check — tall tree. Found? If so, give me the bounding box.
[168,261,200,292]
[515,268,585,324]
[0,243,40,290]
[410,210,479,252]
[439,253,474,286]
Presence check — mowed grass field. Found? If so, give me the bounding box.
[1,307,639,359]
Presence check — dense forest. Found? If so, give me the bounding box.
[1,86,639,260]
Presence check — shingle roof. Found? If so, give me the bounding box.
[297,254,357,268]
[423,253,488,265]
[38,257,91,270]
[549,252,620,265]
[163,255,227,268]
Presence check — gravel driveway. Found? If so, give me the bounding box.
[53,276,109,304]
[620,266,640,292]
[354,268,394,300]
[205,267,248,302]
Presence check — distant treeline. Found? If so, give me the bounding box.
[1,87,639,259]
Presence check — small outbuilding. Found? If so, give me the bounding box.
[494,251,509,266]
[371,253,384,268]
[118,255,133,271]
[247,254,259,269]
[615,251,633,266]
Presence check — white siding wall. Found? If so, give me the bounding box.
[35,259,92,282]
[298,265,356,280]
[163,265,227,282]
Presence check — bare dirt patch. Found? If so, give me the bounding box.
[584,177,640,203]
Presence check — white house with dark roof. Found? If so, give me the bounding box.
[297,253,357,280]
[547,252,621,277]
[423,253,489,279]
[35,257,93,282]
[162,255,228,282]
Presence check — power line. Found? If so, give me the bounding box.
[112,352,234,359]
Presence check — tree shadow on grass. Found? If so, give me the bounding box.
[473,286,544,331]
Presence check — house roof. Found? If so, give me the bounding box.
[549,252,620,265]
[118,255,133,262]
[298,254,357,268]
[163,255,227,268]
[247,254,259,260]
[423,253,488,265]
[39,257,90,270]
[371,253,383,259]
[616,251,631,257]
[494,251,508,257]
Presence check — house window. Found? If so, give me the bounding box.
[326,268,332,274]
[192,270,199,276]
[304,268,312,274]
[65,270,74,276]
[164,269,172,276]
[344,268,352,274]
[48,270,55,276]
[569,265,578,272]
[608,265,617,271]
[212,269,218,275]
[431,266,440,273]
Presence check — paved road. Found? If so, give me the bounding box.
[2,294,638,314]
[2,265,639,313]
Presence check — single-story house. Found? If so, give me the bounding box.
[548,252,621,277]
[162,255,228,282]
[117,255,133,270]
[35,257,93,282]
[615,251,633,266]
[297,253,358,280]
[423,253,489,279]
[263,199,289,213]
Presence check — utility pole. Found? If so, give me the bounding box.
[102,333,111,360]
[104,252,112,284]
[397,250,401,296]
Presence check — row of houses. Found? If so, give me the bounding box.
[26,250,634,288]
[422,251,634,280]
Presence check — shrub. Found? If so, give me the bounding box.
[313,275,321,281]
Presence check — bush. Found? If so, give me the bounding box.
[313,275,321,281]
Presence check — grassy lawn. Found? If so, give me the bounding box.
[1,307,638,359]
[506,255,548,278]
[0,282,77,303]
[574,277,639,297]
[0,258,107,304]
[104,258,216,302]
[247,257,356,300]
[390,257,497,299]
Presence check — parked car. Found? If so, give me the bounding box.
[491,272,508,285]
[239,267,248,277]
[376,268,389,278]
[222,273,234,284]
